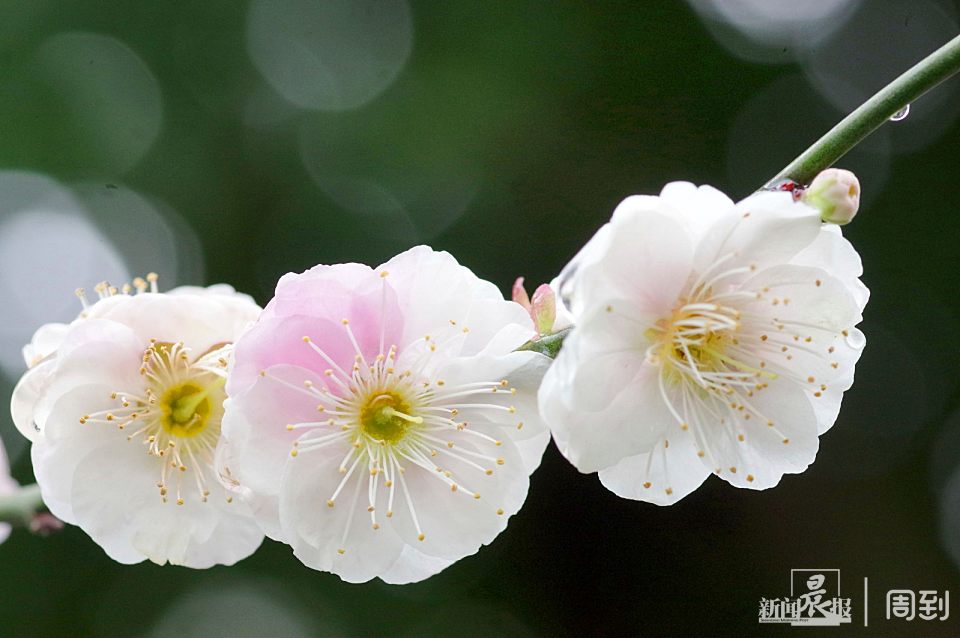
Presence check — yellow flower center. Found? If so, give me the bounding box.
[359,392,422,444]
[159,379,223,438]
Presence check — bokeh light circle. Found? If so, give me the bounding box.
[298,117,480,240]
[246,0,414,111]
[686,0,862,64]
[71,182,204,287]
[0,172,129,382]
[800,0,960,154]
[35,31,163,173]
[145,578,334,638]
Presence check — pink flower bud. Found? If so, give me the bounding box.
[512,277,532,310]
[530,284,556,336]
[803,168,860,225]
[512,277,557,337]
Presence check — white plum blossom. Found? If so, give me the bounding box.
[221,246,550,583]
[540,182,868,504]
[11,276,265,566]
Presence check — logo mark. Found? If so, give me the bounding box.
[759,569,852,626]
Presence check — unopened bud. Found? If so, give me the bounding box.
[512,277,556,337]
[512,277,531,310]
[803,168,860,225]
[530,284,556,336]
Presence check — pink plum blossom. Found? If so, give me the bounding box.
[221,246,550,583]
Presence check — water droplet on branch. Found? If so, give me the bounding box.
[889,104,910,121]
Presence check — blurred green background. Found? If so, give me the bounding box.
[1,1,960,636]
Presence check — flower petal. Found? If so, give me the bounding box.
[68,437,262,567]
[221,364,327,500]
[21,322,69,368]
[598,430,711,505]
[32,383,125,523]
[278,447,405,583]
[577,205,694,315]
[229,282,402,396]
[704,378,819,490]
[540,350,671,473]
[381,246,533,355]
[790,224,869,315]
[694,191,822,280]
[388,436,528,561]
[379,545,455,585]
[11,359,55,442]
[658,181,735,243]
[87,292,260,358]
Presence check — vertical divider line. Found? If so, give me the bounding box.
[864,577,869,627]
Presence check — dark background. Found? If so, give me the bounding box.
[1,1,959,636]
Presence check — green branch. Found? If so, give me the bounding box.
[770,34,960,187]
[531,35,960,361]
[0,483,45,527]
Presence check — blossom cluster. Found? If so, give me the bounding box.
[7,180,867,582]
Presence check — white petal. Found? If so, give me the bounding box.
[158,504,264,569]
[221,364,327,499]
[790,224,869,314]
[88,292,261,356]
[553,223,615,318]
[742,264,860,332]
[461,299,536,356]
[279,447,405,583]
[380,545,455,585]
[377,246,535,356]
[547,275,576,332]
[703,379,819,490]
[561,299,656,410]
[32,383,125,523]
[67,437,177,564]
[514,430,550,477]
[740,267,865,434]
[31,334,144,438]
[10,359,55,442]
[576,206,694,315]
[388,436,528,561]
[214,434,285,541]
[658,181,735,243]
[21,322,69,368]
[598,430,711,505]
[540,351,671,473]
[810,362,856,436]
[65,437,263,568]
[429,350,550,473]
[45,326,144,397]
[694,192,822,280]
